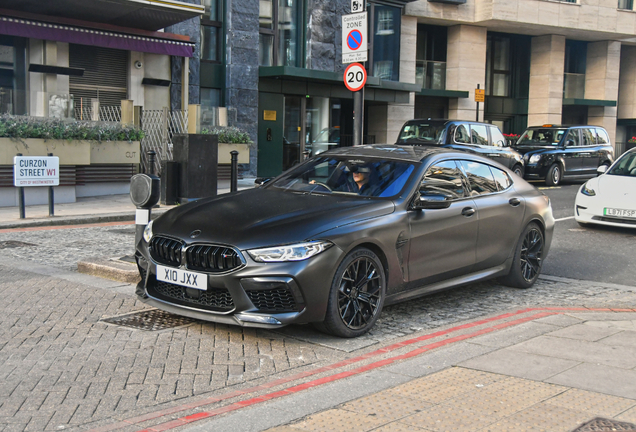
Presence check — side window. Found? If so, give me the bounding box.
[454,124,471,144]
[420,160,466,201]
[490,166,512,191]
[596,128,610,144]
[582,128,597,146]
[565,130,580,147]
[459,160,498,195]
[490,127,506,147]
[471,124,489,146]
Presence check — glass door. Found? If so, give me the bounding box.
[283,96,302,171]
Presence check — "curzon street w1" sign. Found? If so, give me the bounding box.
[13,156,60,187]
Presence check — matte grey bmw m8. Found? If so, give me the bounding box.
[135,145,554,337]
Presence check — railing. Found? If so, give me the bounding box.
[140,109,189,175]
[74,103,121,122]
[416,60,446,90]
[563,73,585,99]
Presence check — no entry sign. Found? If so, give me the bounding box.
[343,63,367,92]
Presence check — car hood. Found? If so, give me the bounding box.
[588,175,636,207]
[152,188,396,250]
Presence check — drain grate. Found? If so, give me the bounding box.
[0,240,36,249]
[102,309,196,331]
[572,418,636,432]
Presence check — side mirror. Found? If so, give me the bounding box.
[255,177,273,187]
[597,165,608,175]
[497,140,506,147]
[566,139,575,147]
[413,194,452,210]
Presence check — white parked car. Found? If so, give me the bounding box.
[575,147,636,228]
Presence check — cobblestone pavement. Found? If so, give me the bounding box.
[1,224,636,430]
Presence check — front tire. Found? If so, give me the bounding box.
[500,222,544,289]
[512,164,524,177]
[319,248,386,338]
[545,164,561,186]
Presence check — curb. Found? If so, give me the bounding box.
[0,209,170,230]
[78,258,141,284]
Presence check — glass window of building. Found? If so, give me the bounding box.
[372,5,400,81]
[415,25,446,90]
[486,36,510,97]
[618,0,633,10]
[201,0,222,62]
[259,0,301,67]
[564,40,587,99]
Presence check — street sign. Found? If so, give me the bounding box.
[13,156,59,186]
[344,63,367,92]
[475,88,485,102]
[342,12,367,64]
[351,0,363,12]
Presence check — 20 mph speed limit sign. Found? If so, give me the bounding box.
[343,63,367,92]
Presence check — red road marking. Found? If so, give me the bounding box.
[84,307,636,432]
[0,220,133,233]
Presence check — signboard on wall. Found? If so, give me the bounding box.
[13,156,60,187]
[342,12,367,64]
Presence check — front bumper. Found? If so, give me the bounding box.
[523,163,550,180]
[574,188,636,229]
[135,244,343,328]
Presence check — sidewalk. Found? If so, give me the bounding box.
[0,178,256,229]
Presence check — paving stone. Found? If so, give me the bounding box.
[543,388,636,418]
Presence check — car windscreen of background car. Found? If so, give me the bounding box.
[517,128,567,146]
[608,152,636,177]
[397,123,445,144]
[270,156,416,198]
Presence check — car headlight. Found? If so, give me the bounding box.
[143,220,153,243]
[581,183,596,197]
[248,241,333,262]
[529,154,541,164]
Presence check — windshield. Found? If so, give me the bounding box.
[313,127,340,144]
[397,122,445,144]
[517,128,567,146]
[270,156,416,198]
[608,151,636,177]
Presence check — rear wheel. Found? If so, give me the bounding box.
[500,222,544,289]
[545,164,561,186]
[512,164,524,177]
[318,248,386,338]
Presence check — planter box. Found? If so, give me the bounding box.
[0,138,140,165]
[219,143,250,164]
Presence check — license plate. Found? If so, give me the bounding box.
[604,208,636,219]
[156,265,207,290]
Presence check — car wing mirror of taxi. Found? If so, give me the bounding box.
[254,177,274,187]
[413,193,452,210]
[565,139,575,147]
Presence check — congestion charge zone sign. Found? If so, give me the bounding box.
[14,156,60,187]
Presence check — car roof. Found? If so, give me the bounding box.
[324,144,468,163]
[404,119,494,127]
[526,125,605,129]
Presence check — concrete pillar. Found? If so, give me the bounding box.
[446,25,487,121]
[128,51,145,107]
[188,104,201,134]
[618,45,636,121]
[528,35,565,126]
[181,57,189,113]
[585,41,620,145]
[121,100,134,125]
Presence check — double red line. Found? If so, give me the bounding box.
[86,307,635,432]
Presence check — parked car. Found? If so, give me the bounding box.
[135,145,554,337]
[513,125,614,186]
[574,147,636,229]
[396,119,525,177]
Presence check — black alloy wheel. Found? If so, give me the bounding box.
[500,222,544,289]
[512,165,524,177]
[545,163,561,186]
[318,248,386,337]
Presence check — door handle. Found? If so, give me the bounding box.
[461,207,475,217]
[509,198,521,206]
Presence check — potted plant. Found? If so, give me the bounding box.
[201,126,253,164]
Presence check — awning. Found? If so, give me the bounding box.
[0,15,194,57]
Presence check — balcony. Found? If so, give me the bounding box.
[416,60,446,90]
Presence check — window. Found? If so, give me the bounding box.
[565,130,580,146]
[490,127,506,147]
[582,128,597,146]
[201,0,222,62]
[490,167,512,191]
[372,5,400,81]
[618,0,633,10]
[459,161,498,195]
[596,128,610,144]
[486,36,511,97]
[471,125,489,146]
[416,25,447,90]
[259,0,301,66]
[454,124,471,144]
[420,161,465,201]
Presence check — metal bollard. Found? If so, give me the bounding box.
[230,150,238,193]
[47,153,54,216]
[147,150,156,176]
